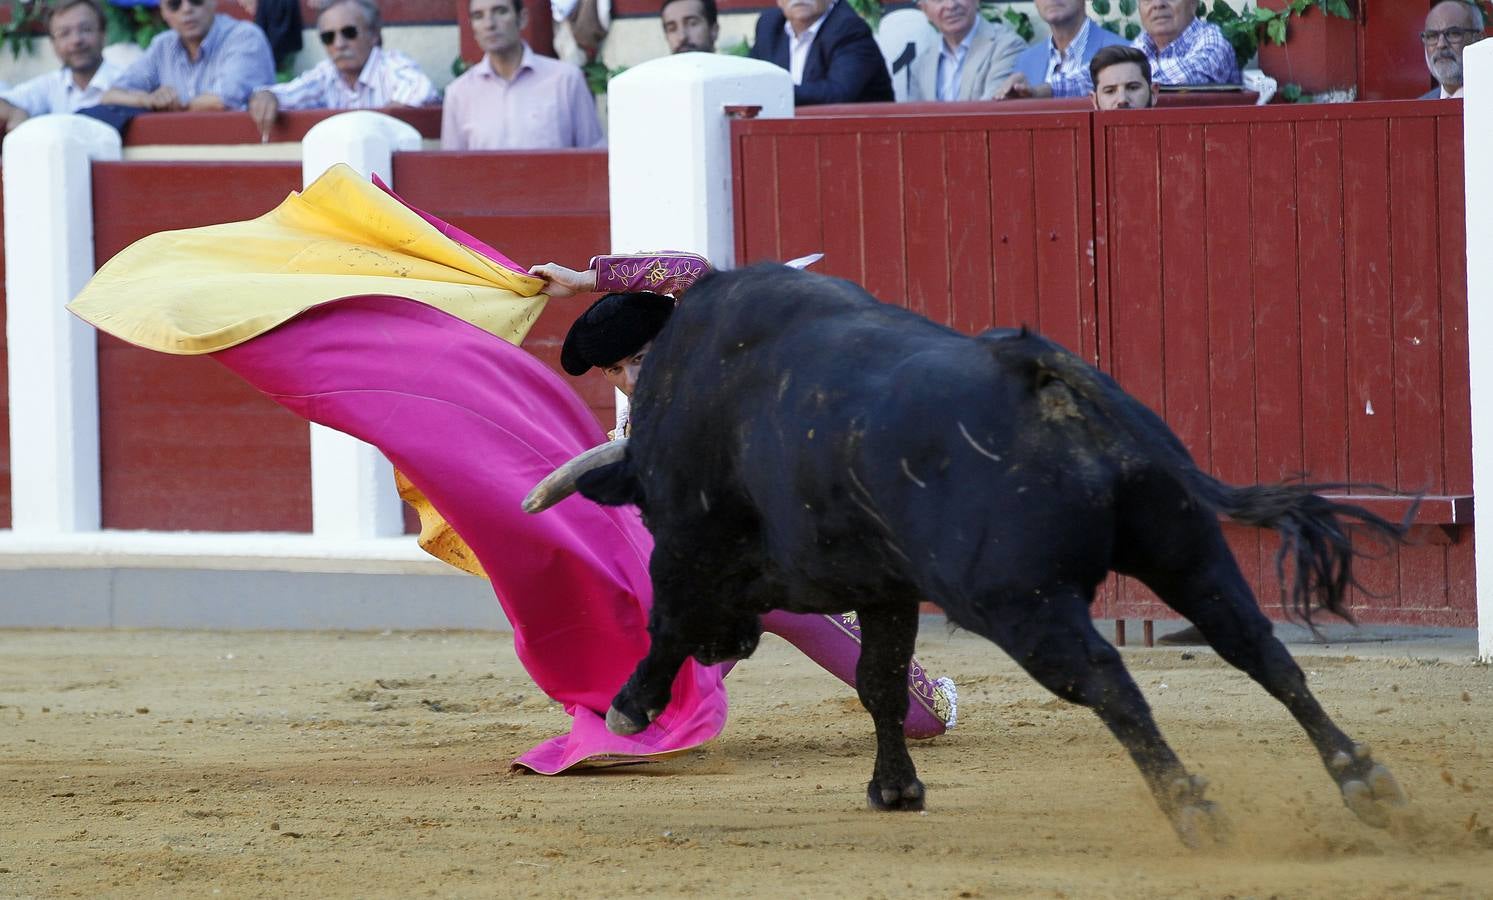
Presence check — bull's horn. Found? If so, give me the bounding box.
[522,439,628,513]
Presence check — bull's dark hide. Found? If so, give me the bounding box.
[562,264,1411,847]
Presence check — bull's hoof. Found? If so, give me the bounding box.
[1164,774,1230,849]
[605,704,650,735]
[1340,763,1408,829]
[866,778,925,812]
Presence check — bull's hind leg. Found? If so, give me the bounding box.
[855,601,925,811]
[966,589,1228,847]
[1128,537,1407,829]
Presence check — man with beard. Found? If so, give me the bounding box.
[0,0,120,131]
[661,0,718,54]
[248,0,438,140]
[1420,0,1485,99]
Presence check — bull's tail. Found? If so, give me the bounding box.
[983,328,1413,626]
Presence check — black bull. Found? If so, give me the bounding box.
[526,265,1411,846]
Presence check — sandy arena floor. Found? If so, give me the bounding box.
[1,625,1490,898]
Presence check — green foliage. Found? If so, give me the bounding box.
[846,0,880,32]
[451,55,470,78]
[1279,81,1304,102]
[977,3,1033,42]
[1,0,43,60]
[721,37,751,57]
[582,59,627,96]
[1094,0,1140,42]
[101,1,168,51]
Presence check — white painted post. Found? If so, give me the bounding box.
[301,112,421,540]
[1465,41,1493,662]
[607,53,793,266]
[605,54,794,429]
[3,115,121,534]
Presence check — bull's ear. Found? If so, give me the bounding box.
[576,462,645,507]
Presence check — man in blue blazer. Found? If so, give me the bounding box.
[750,0,893,105]
[999,0,1127,99]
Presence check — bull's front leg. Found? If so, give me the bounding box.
[606,630,692,735]
[855,602,924,811]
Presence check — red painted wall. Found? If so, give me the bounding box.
[731,100,1472,626]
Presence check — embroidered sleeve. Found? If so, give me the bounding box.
[590,252,711,297]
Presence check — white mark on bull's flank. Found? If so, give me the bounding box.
[957,421,1002,462]
[699,490,710,512]
[846,467,896,538]
[900,459,926,488]
[1365,400,1375,416]
[808,429,815,440]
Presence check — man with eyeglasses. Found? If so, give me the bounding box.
[99,0,274,111]
[248,0,437,139]
[0,0,121,132]
[1420,0,1485,99]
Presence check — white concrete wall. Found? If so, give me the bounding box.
[1464,39,1492,663]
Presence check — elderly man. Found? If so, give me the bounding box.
[905,0,1023,101]
[998,0,1127,99]
[1133,0,1238,86]
[99,0,274,111]
[1420,0,1485,98]
[248,0,437,137]
[441,0,603,149]
[661,0,718,54]
[1090,44,1155,109]
[0,0,120,131]
[749,0,892,105]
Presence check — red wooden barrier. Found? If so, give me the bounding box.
[123,107,442,145]
[732,100,1473,626]
[84,152,611,533]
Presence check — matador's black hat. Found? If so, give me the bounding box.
[560,291,675,376]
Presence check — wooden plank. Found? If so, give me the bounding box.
[1249,121,1305,485]
[772,134,825,265]
[1436,113,1472,494]
[1030,126,1084,351]
[815,132,866,285]
[736,132,782,265]
[1340,116,1399,609]
[1156,122,1210,465]
[1295,118,1350,483]
[858,132,907,303]
[901,131,949,319]
[944,130,993,333]
[987,128,1037,331]
[393,150,608,214]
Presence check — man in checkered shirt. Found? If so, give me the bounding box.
[248,0,437,138]
[1011,0,1239,99]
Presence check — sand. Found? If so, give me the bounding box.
[1,625,1490,898]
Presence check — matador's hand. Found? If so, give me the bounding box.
[528,262,597,298]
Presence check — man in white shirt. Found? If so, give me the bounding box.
[248,0,437,138]
[0,0,120,132]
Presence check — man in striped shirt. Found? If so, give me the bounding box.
[248,0,437,138]
[99,0,275,111]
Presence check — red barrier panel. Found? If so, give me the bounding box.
[124,106,442,145]
[798,91,1260,118]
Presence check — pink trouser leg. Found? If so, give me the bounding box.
[761,610,954,738]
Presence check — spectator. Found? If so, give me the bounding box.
[99,0,275,111]
[1420,0,1485,99]
[552,0,608,67]
[905,0,1023,102]
[749,0,893,105]
[1090,44,1155,110]
[661,0,718,54]
[0,0,120,132]
[237,0,304,75]
[248,0,437,138]
[998,0,1127,100]
[1133,0,1239,87]
[441,0,604,149]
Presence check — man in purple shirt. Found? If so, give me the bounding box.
[99,0,274,111]
[441,0,604,150]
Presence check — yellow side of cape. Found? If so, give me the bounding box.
[67,163,549,354]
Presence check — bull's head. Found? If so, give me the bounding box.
[523,439,635,513]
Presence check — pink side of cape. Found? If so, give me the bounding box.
[213,295,729,774]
